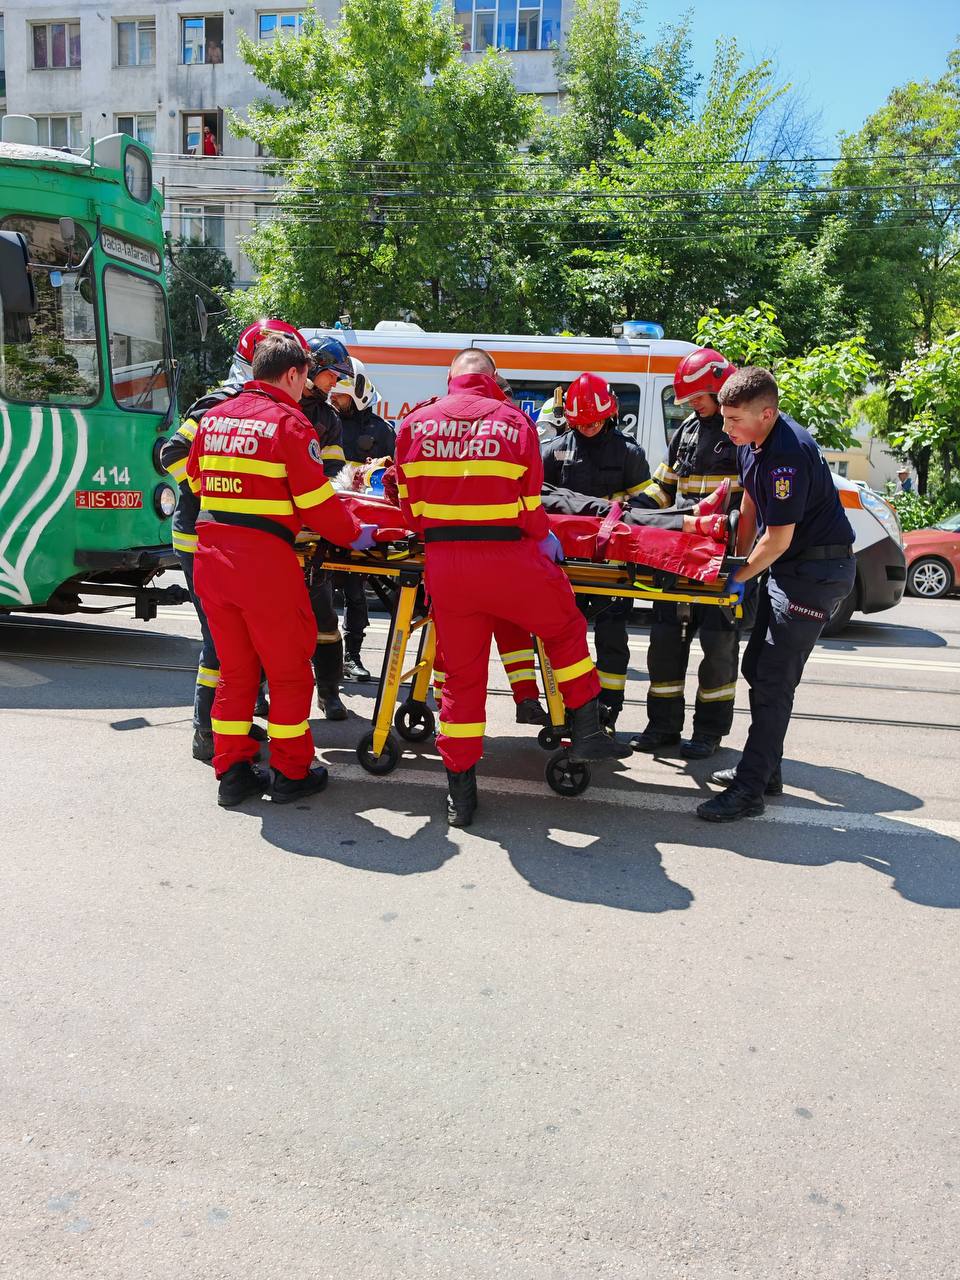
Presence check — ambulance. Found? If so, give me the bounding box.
[304,320,907,632]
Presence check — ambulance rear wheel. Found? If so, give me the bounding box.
[538,727,563,751]
[357,729,401,775]
[545,751,591,796]
[394,701,436,743]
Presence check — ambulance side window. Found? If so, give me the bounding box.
[508,379,642,439]
[661,385,687,447]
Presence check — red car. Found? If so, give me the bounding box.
[904,511,960,598]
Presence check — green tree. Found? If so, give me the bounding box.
[231,0,537,331]
[887,330,960,493]
[166,238,236,408]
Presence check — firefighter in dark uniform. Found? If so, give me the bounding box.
[299,335,353,720]
[161,318,304,760]
[698,367,856,822]
[540,372,650,730]
[328,356,396,683]
[631,347,741,759]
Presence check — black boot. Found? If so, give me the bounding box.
[711,764,783,796]
[697,785,764,823]
[192,728,214,762]
[343,648,372,682]
[630,727,682,753]
[269,764,329,804]
[217,761,267,808]
[314,639,348,720]
[515,698,549,726]
[317,686,348,720]
[681,734,720,760]
[568,698,632,762]
[446,767,478,827]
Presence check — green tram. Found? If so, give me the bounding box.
[0,115,184,619]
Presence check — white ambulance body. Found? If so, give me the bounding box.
[306,321,906,627]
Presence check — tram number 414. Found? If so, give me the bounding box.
[75,490,144,509]
[92,466,130,485]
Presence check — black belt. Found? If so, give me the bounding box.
[792,543,853,562]
[197,510,296,547]
[424,526,523,544]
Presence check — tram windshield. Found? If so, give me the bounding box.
[0,215,100,406]
[103,266,172,414]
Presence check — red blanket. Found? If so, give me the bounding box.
[338,494,726,584]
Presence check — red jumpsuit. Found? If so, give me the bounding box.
[396,372,600,772]
[186,380,361,778]
[433,621,540,707]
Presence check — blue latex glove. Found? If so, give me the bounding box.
[350,524,378,552]
[539,531,564,563]
[726,573,746,606]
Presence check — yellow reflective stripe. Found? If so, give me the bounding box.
[172,530,198,553]
[679,476,742,492]
[639,481,671,508]
[697,683,738,702]
[293,482,335,509]
[522,494,542,510]
[201,496,294,515]
[653,462,677,483]
[188,475,202,494]
[553,655,596,683]
[499,649,534,664]
[212,718,252,735]
[598,671,627,690]
[624,482,648,496]
[321,445,346,461]
[178,419,198,442]
[402,460,527,480]
[397,483,409,499]
[507,668,537,684]
[268,720,310,738]
[438,720,485,738]
[410,500,521,521]
[200,455,287,477]
[166,458,188,482]
[650,682,685,696]
[196,665,220,689]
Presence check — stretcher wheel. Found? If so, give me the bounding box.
[538,727,564,751]
[394,701,436,743]
[545,751,591,797]
[356,729,401,775]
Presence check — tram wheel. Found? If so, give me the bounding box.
[538,727,564,751]
[545,751,591,797]
[356,729,401,775]
[394,701,436,743]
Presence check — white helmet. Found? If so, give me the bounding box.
[332,356,377,412]
[535,388,565,443]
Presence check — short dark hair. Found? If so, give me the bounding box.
[717,366,779,409]
[252,333,309,381]
[450,348,496,377]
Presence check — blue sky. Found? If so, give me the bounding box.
[640,0,958,147]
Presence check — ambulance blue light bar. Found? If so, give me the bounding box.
[620,320,665,340]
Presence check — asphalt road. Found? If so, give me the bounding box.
[2,588,959,1279]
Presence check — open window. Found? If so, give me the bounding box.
[182,109,223,155]
[181,14,223,64]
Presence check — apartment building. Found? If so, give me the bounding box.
[0,0,569,285]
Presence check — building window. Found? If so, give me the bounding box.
[115,18,156,66]
[180,204,225,252]
[116,113,157,149]
[182,110,223,155]
[32,113,84,149]
[31,20,82,69]
[834,461,849,478]
[258,12,304,41]
[181,14,223,64]
[453,0,560,51]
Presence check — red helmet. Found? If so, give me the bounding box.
[564,372,618,427]
[235,318,309,364]
[673,348,734,404]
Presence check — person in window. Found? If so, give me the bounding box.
[202,125,219,156]
[205,40,222,64]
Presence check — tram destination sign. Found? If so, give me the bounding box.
[101,231,162,273]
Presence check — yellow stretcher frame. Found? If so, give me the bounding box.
[299,533,743,795]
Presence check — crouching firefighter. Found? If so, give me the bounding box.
[395,349,630,829]
[161,318,304,760]
[186,333,376,808]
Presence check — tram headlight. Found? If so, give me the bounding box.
[152,438,167,475]
[154,484,177,519]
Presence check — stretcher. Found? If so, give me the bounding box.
[298,500,745,797]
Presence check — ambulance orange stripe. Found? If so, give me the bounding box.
[838,489,863,509]
[347,345,683,375]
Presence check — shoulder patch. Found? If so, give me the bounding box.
[308,438,322,464]
[771,464,797,500]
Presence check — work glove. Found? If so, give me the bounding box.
[350,524,378,552]
[539,531,564,563]
[725,573,746,606]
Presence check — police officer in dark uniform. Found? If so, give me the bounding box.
[299,335,353,720]
[328,356,396,682]
[541,372,650,729]
[697,367,856,822]
[631,347,742,759]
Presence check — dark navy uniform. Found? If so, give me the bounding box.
[734,413,855,797]
[541,423,650,722]
[338,406,397,660]
[637,411,743,745]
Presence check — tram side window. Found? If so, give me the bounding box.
[0,215,99,405]
[103,267,172,413]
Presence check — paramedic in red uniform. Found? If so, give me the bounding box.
[188,334,376,808]
[395,348,630,828]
